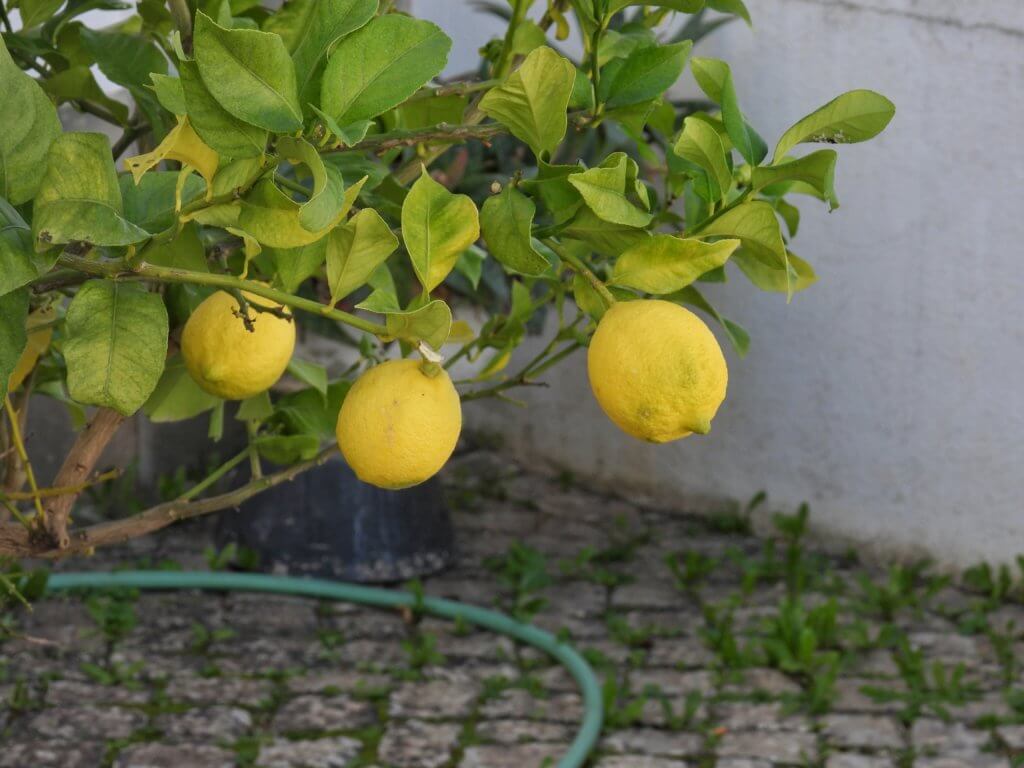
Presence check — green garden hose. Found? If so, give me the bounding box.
[45,570,603,768]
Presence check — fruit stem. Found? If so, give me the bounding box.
[543,239,616,309]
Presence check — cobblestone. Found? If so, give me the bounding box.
[1,451,1017,768]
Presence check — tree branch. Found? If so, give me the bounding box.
[43,407,126,550]
[0,447,337,560]
[343,121,508,154]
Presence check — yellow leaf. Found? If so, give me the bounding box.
[446,320,475,344]
[124,117,219,194]
[8,305,56,392]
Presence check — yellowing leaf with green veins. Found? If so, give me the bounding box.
[64,281,169,416]
[734,249,817,295]
[480,186,549,276]
[193,12,303,132]
[384,299,453,350]
[751,149,839,210]
[479,46,575,157]
[611,235,740,294]
[674,116,732,203]
[0,37,61,205]
[568,155,653,228]
[326,208,399,306]
[401,170,479,292]
[125,118,220,193]
[694,200,787,271]
[33,133,151,250]
[238,176,364,248]
[321,14,450,126]
[773,90,895,163]
[180,60,268,159]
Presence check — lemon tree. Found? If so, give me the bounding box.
[0,0,894,560]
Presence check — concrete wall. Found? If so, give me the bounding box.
[430,0,1024,569]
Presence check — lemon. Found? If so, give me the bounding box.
[587,299,727,443]
[336,359,462,489]
[181,290,295,400]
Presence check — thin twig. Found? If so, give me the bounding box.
[3,397,46,522]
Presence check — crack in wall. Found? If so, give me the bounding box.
[783,0,1024,39]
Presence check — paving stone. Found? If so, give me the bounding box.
[460,743,571,768]
[43,678,151,706]
[389,673,480,719]
[832,677,906,714]
[273,694,377,734]
[822,714,903,750]
[716,730,818,763]
[155,704,252,741]
[713,760,772,768]
[997,723,1024,749]
[603,728,704,757]
[611,582,683,609]
[286,670,391,696]
[113,743,236,768]
[478,689,584,723]
[224,594,319,634]
[475,718,574,744]
[163,673,274,704]
[914,758,1009,768]
[593,758,692,768]
[378,718,461,768]
[712,702,813,733]
[911,718,991,756]
[630,669,715,697]
[26,704,145,740]
[0,741,107,768]
[720,668,801,696]
[647,637,716,668]
[825,753,895,768]
[255,736,363,768]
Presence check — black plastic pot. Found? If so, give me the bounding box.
[214,456,456,583]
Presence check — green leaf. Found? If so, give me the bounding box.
[672,285,749,357]
[119,172,206,232]
[611,234,740,294]
[480,185,549,276]
[401,169,480,292]
[454,245,486,289]
[180,60,268,158]
[609,0,704,12]
[286,357,327,398]
[695,200,786,270]
[561,208,649,257]
[144,353,222,422]
[705,0,751,24]
[773,198,800,238]
[355,263,398,313]
[254,434,320,464]
[568,155,653,228]
[272,379,350,438]
[0,200,58,298]
[773,90,895,163]
[151,73,187,115]
[193,11,303,132]
[519,160,583,225]
[601,41,692,109]
[269,0,377,109]
[41,66,131,125]
[385,299,452,350]
[689,56,766,164]
[0,289,29,401]
[321,13,450,125]
[734,249,816,295]
[18,0,66,29]
[267,240,327,293]
[277,136,346,231]
[479,46,576,157]
[751,149,838,210]
[236,391,274,421]
[238,178,357,248]
[674,115,732,202]
[0,37,62,206]
[33,133,151,249]
[64,281,169,415]
[326,207,398,305]
[144,222,209,272]
[572,273,606,322]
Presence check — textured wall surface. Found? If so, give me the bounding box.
[435,0,1024,568]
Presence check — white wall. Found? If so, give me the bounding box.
[431,0,1024,568]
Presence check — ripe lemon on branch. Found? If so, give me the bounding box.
[587,299,727,443]
[181,291,295,400]
[336,359,462,490]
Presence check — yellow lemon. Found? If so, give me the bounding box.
[181,290,295,400]
[587,299,727,443]
[336,359,462,489]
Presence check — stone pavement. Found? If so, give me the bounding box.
[3,448,1024,767]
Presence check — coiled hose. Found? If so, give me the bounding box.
[46,570,603,768]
